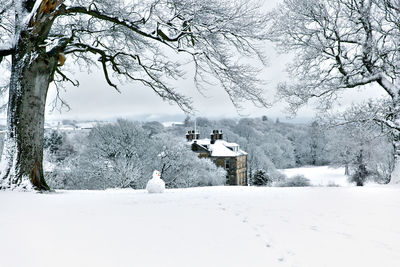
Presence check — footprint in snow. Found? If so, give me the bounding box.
[286,250,295,256]
[217,203,227,211]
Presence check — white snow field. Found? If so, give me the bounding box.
[280,166,351,186]
[1,186,400,267]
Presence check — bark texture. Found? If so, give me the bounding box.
[0,0,61,190]
[0,53,56,190]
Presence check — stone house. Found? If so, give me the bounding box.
[186,130,248,185]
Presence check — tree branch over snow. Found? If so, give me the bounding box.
[268,0,400,112]
[55,68,79,87]
[65,43,120,92]
[50,0,269,112]
[60,5,186,46]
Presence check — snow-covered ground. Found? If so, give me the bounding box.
[280,166,350,186]
[1,186,400,267]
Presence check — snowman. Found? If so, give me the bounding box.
[146,170,165,193]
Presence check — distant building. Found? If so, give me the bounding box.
[186,130,248,186]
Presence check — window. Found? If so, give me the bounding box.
[225,159,230,169]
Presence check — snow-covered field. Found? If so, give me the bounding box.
[1,186,400,267]
[280,166,350,186]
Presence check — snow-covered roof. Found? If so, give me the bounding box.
[190,139,247,157]
[192,139,210,146]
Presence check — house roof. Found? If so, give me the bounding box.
[190,139,247,157]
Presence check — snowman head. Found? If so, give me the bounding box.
[153,170,161,179]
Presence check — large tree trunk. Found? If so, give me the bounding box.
[0,51,57,190]
[0,0,62,190]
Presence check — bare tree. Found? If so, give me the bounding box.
[268,0,400,182]
[0,0,269,190]
[322,112,393,183]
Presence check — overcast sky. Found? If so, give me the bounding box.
[41,0,385,123]
[45,43,297,122]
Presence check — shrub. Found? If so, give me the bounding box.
[278,174,311,187]
[326,181,340,187]
[251,169,271,186]
[349,161,369,186]
[270,171,287,184]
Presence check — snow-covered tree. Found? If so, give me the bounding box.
[307,121,328,165]
[292,121,328,166]
[245,144,273,181]
[251,169,271,186]
[154,134,225,188]
[325,129,353,175]
[142,121,164,137]
[47,119,152,189]
[324,117,393,184]
[262,134,296,168]
[84,119,152,188]
[0,0,269,190]
[350,150,369,186]
[44,130,63,155]
[268,0,400,182]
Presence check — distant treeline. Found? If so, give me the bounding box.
[39,116,392,189]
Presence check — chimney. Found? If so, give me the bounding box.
[210,130,223,144]
[186,130,200,141]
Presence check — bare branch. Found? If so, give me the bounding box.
[65,43,120,92]
[60,5,185,46]
[55,68,79,87]
[268,0,400,112]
